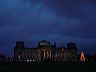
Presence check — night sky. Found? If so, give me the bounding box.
[0,0,96,56]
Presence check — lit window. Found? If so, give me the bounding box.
[27,60,29,62]
[18,55,20,59]
[33,59,35,62]
[30,60,32,62]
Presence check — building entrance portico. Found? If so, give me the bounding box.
[40,49,52,61]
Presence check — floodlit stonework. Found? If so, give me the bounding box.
[14,40,78,62]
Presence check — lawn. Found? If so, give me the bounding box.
[0,62,95,72]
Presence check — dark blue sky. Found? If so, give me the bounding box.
[0,0,96,56]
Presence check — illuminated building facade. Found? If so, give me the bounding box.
[14,40,77,62]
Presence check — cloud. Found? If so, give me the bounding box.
[37,0,96,17]
[0,0,96,56]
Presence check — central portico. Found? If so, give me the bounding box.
[38,40,55,61]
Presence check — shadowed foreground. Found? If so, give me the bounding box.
[0,62,96,72]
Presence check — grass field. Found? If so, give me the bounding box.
[0,62,96,72]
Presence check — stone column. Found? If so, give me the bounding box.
[50,51,51,58]
[44,51,46,59]
[47,51,49,58]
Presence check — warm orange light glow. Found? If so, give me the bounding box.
[80,51,85,62]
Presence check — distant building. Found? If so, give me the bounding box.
[90,55,96,62]
[0,55,7,63]
[14,40,78,62]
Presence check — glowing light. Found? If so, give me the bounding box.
[30,60,32,62]
[33,59,35,62]
[80,51,85,62]
[18,55,20,59]
[27,60,29,62]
